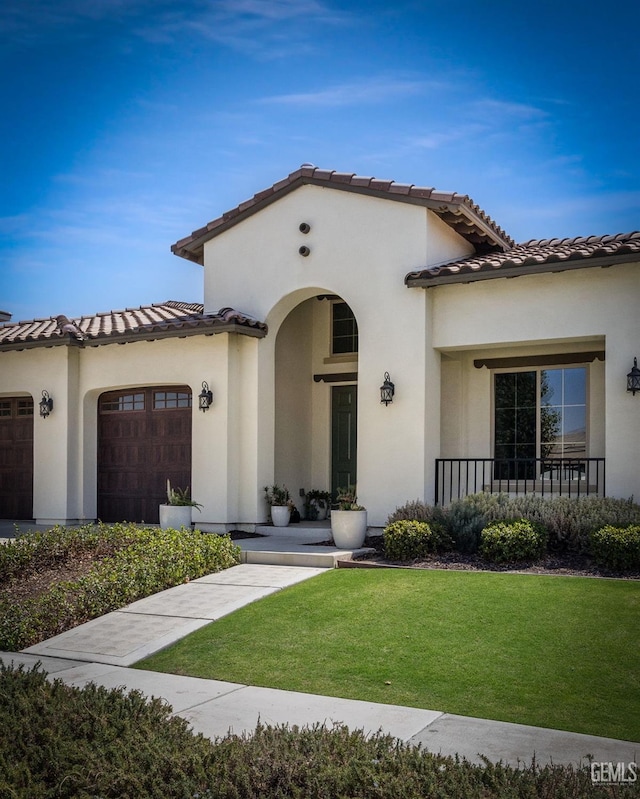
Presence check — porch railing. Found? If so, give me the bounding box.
[435,458,606,506]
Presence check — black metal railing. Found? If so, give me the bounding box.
[435,458,605,506]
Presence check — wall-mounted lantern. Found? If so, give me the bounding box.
[198,381,213,411]
[39,390,53,418]
[627,357,640,396]
[380,372,395,406]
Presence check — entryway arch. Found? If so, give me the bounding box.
[273,291,359,511]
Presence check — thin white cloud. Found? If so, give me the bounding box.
[258,78,433,108]
[470,98,548,121]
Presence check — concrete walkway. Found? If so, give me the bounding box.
[1,522,638,767]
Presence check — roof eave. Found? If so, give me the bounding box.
[0,320,267,352]
[405,251,638,288]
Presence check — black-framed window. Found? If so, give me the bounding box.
[494,366,587,479]
[332,301,358,355]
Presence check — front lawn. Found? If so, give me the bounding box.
[138,569,640,743]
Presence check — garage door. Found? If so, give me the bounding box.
[0,397,34,519]
[97,386,192,523]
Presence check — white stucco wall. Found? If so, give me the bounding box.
[432,262,639,500]
[202,186,467,525]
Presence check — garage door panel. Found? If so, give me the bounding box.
[98,387,191,523]
[0,397,34,520]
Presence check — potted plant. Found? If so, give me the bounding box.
[331,486,367,548]
[304,489,331,521]
[264,484,292,527]
[159,480,202,530]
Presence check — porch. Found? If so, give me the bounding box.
[435,458,606,506]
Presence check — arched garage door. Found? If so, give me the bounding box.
[98,386,192,523]
[0,397,34,519]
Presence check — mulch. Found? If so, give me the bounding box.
[340,540,640,580]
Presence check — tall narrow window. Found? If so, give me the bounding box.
[494,371,536,479]
[331,302,358,355]
[540,368,586,458]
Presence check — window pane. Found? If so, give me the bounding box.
[516,371,536,407]
[495,373,516,409]
[541,369,562,406]
[563,368,586,405]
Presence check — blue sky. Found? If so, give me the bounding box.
[1,0,638,322]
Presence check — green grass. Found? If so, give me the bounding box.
[137,569,640,742]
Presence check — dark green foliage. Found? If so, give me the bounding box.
[0,523,241,650]
[0,665,628,799]
[480,519,548,564]
[383,520,451,561]
[590,525,640,572]
[0,664,212,799]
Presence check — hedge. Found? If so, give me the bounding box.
[0,664,627,799]
[0,523,241,651]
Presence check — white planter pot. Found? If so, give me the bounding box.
[271,505,291,527]
[159,504,192,530]
[331,509,367,548]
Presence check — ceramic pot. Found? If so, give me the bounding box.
[331,509,367,548]
[271,505,291,527]
[159,504,193,530]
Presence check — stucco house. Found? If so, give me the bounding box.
[1,165,639,531]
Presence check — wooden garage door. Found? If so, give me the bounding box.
[0,397,34,520]
[98,387,192,523]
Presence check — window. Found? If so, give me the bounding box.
[331,302,358,355]
[101,393,145,412]
[494,366,587,479]
[17,399,34,416]
[153,390,192,409]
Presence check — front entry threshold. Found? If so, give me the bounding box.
[240,522,374,567]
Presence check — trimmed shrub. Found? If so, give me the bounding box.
[0,523,241,650]
[0,664,624,799]
[480,519,548,564]
[383,520,451,561]
[589,525,640,572]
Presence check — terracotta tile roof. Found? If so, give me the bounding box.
[0,301,267,352]
[405,231,640,287]
[172,166,514,264]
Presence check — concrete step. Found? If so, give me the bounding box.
[241,546,375,568]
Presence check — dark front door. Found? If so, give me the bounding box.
[98,386,192,523]
[331,385,357,498]
[0,397,34,519]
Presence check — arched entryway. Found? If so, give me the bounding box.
[97,386,192,523]
[274,294,358,507]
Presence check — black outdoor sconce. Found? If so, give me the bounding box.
[198,381,213,411]
[627,357,640,396]
[39,390,53,418]
[380,372,395,406]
